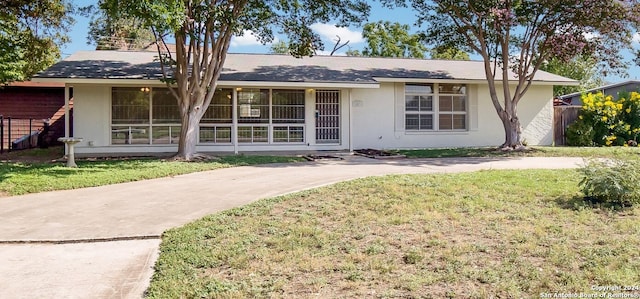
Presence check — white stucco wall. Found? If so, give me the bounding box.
[72,84,110,148]
[350,82,553,149]
[70,82,552,156]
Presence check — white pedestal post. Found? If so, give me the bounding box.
[57,137,83,168]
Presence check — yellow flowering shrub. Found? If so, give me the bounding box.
[566,91,640,146]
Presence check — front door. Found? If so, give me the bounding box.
[315,90,340,144]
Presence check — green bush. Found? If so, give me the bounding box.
[565,119,595,146]
[578,159,640,207]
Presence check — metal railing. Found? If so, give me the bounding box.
[0,116,49,153]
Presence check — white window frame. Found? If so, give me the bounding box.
[404,83,468,132]
[404,84,434,131]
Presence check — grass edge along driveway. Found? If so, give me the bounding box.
[0,155,304,196]
[2,146,639,196]
[146,169,640,298]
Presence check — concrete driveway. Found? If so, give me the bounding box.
[0,156,584,298]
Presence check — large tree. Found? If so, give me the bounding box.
[361,21,427,58]
[406,0,640,149]
[429,46,469,60]
[540,55,604,97]
[0,0,73,84]
[82,5,154,50]
[100,0,369,160]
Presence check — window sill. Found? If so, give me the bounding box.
[404,130,469,135]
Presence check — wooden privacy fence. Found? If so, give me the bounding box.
[553,106,581,145]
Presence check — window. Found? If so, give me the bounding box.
[201,89,232,124]
[234,88,306,144]
[112,88,149,125]
[238,126,268,143]
[272,90,305,123]
[238,89,269,123]
[273,126,304,143]
[405,84,434,130]
[111,87,181,145]
[438,84,466,130]
[199,126,232,143]
[112,88,150,144]
[111,87,307,145]
[152,88,181,144]
[200,89,233,144]
[152,89,180,124]
[272,90,305,143]
[405,83,466,131]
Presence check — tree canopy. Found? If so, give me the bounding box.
[99,0,371,160]
[0,0,73,84]
[269,40,290,54]
[82,5,154,50]
[429,46,469,60]
[540,56,604,97]
[406,0,640,148]
[361,21,427,58]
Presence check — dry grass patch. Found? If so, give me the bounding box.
[147,169,640,298]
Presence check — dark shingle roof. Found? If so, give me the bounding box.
[558,80,640,99]
[35,51,576,84]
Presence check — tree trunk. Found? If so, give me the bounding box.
[499,110,524,149]
[175,109,202,160]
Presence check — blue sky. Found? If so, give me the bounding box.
[62,1,639,83]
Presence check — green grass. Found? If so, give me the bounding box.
[3,145,639,197]
[397,146,640,159]
[147,170,640,298]
[0,155,304,196]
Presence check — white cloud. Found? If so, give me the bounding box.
[310,23,364,44]
[314,50,347,56]
[582,32,599,41]
[634,32,640,44]
[231,30,279,47]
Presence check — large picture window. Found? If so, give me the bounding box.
[405,83,467,131]
[111,87,182,145]
[111,87,307,145]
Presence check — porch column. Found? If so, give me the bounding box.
[233,88,238,154]
[64,84,71,137]
[64,85,70,155]
[348,89,353,152]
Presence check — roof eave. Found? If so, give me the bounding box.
[373,77,579,86]
[32,77,381,89]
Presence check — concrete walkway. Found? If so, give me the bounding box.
[0,156,584,298]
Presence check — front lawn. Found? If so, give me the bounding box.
[147,169,640,298]
[0,154,304,196]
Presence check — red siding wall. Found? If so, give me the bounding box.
[0,85,72,149]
